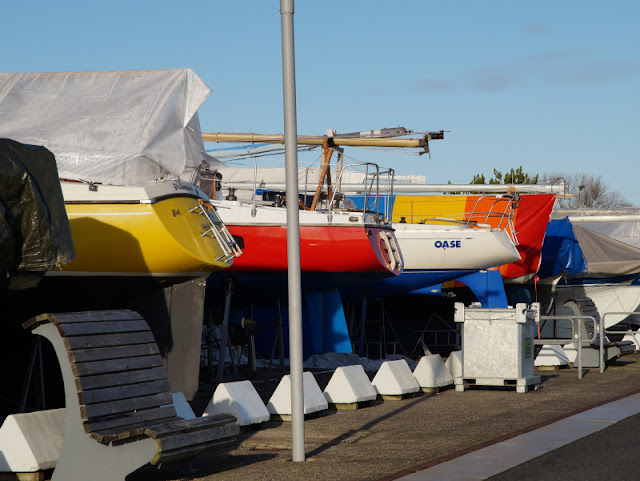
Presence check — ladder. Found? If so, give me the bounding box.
[380,231,402,272]
[190,200,242,262]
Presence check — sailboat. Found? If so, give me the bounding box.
[200,133,406,300]
[393,191,557,283]
[0,69,241,283]
[336,192,522,301]
[0,69,241,399]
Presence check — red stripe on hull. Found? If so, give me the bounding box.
[226,224,397,274]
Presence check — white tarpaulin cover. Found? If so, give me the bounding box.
[0,69,220,185]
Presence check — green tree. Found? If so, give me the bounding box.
[470,167,539,185]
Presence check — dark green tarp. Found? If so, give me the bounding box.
[0,138,74,289]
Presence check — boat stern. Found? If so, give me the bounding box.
[54,180,242,278]
[369,226,404,276]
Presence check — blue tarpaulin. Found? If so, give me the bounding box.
[537,218,587,279]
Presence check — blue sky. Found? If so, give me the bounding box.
[3,1,639,205]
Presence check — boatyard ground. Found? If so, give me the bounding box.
[121,353,640,481]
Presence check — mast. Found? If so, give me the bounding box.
[202,130,445,153]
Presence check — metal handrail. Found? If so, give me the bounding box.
[467,195,513,227]
[406,193,519,245]
[207,149,394,225]
[537,315,595,379]
[328,160,389,224]
[600,312,640,374]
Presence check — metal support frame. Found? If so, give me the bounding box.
[19,337,46,412]
[275,299,286,375]
[205,308,216,380]
[358,295,367,357]
[215,277,236,385]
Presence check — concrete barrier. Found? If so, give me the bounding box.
[445,350,463,379]
[172,392,196,420]
[413,354,454,392]
[371,359,420,398]
[534,344,570,368]
[266,371,328,417]
[203,380,270,426]
[323,365,377,407]
[0,408,65,473]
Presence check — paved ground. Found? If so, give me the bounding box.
[396,392,640,480]
[127,352,640,481]
[488,410,640,481]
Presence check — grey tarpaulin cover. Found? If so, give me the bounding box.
[0,69,223,186]
[551,209,640,249]
[572,225,640,277]
[574,212,640,249]
[0,139,74,289]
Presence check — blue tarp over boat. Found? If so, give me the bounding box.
[538,218,587,280]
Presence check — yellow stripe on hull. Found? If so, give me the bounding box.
[55,196,233,276]
[392,195,468,225]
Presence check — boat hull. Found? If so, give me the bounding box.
[341,224,521,300]
[553,275,640,329]
[211,199,402,275]
[227,224,398,274]
[206,223,401,302]
[393,223,520,271]
[206,200,403,302]
[393,193,556,281]
[49,181,236,279]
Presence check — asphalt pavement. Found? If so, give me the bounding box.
[396,392,640,480]
[489,411,640,481]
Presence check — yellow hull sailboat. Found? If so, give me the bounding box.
[50,180,239,280]
[0,69,242,281]
[0,69,242,399]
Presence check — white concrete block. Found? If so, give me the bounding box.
[562,343,578,364]
[445,350,463,379]
[622,330,640,350]
[371,359,420,396]
[413,354,454,389]
[266,371,328,416]
[534,344,570,367]
[323,365,377,404]
[203,380,270,426]
[0,408,65,472]
[172,392,196,420]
